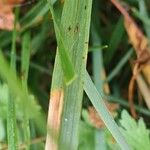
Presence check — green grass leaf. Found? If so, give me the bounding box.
[46,0,93,149]
[47,1,76,85]
[7,8,19,150]
[84,72,131,150]
[106,49,133,82]
[105,17,124,65]
[21,32,31,150]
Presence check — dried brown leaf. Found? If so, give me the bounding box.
[45,90,64,150]
[111,0,150,64]
[136,74,150,109]
[0,0,23,30]
[88,102,119,129]
[111,0,150,118]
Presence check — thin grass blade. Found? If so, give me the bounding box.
[7,8,19,150]
[21,32,31,150]
[84,71,131,150]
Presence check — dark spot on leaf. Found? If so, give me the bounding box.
[68,26,71,31]
[82,81,84,85]
[74,24,79,33]
[84,5,87,10]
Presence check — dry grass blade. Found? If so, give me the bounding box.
[111,0,150,117]
[136,74,150,109]
[128,73,137,118]
[45,90,64,150]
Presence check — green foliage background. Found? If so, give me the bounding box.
[0,0,150,149]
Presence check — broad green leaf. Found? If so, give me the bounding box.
[46,0,93,149]
[78,121,95,150]
[119,110,150,150]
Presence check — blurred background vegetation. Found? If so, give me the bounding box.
[1,0,150,149]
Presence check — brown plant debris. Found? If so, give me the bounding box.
[111,0,150,118]
[45,89,64,150]
[88,102,119,129]
[0,0,24,30]
[88,67,119,129]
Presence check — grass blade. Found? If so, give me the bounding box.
[21,1,49,32]
[106,49,133,82]
[46,0,93,149]
[47,1,76,84]
[84,71,131,150]
[21,32,31,88]
[21,32,31,150]
[105,17,124,65]
[133,1,150,39]
[7,8,19,150]
[107,95,150,117]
